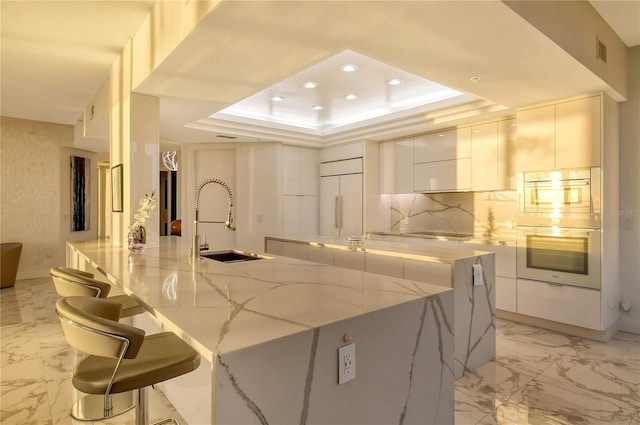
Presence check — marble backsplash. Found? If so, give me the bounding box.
[389,191,517,240]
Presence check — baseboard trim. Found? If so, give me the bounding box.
[16,269,50,280]
[619,317,640,335]
[496,309,619,342]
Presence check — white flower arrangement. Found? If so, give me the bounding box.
[129,190,157,231]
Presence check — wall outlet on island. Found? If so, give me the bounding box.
[338,343,356,384]
[472,264,484,286]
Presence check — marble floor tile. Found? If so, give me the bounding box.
[2,279,640,425]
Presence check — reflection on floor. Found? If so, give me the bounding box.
[1,277,639,424]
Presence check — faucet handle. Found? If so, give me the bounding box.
[200,234,209,251]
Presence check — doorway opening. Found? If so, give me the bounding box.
[160,170,178,236]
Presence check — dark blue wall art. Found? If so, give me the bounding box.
[71,156,89,231]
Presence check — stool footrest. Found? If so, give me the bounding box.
[71,391,135,421]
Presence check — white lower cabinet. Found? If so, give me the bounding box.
[307,245,333,265]
[516,278,601,330]
[462,242,517,312]
[365,253,404,279]
[495,277,517,312]
[403,258,452,288]
[333,249,365,271]
[282,241,308,261]
[265,239,285,256]
[265,239,308,261]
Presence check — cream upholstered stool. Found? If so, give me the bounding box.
[50,267,144,318]
[56,296,201,425]
[50,267,145,418]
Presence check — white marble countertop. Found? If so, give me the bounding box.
[69,238,452,363]
[266,234,496,263]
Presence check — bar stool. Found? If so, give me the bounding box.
[56,296,201,425]
[50,266,144,318]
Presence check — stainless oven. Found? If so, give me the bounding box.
[517,226,601,289]
[517,168,601,228]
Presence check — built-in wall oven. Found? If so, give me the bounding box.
[517,167,601,289]
[517,226,601,289]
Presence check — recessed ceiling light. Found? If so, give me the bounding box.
[388,78,404,86]
[470,76,481,83]
[340,64,358,72]
[312,105,323,110]
[304,81,318,89]
[271,96,284,101]
[345,94,358,100]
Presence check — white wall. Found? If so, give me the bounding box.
[619,46,640,334]
[180,142,281,255]
[1,117,103,279]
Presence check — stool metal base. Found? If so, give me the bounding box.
[71,391,136,421]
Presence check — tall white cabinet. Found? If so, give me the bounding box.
[283,146,319,235]
[319,143,364,238]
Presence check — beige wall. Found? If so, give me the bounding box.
[619,45,640,333]
[0,117,104,279]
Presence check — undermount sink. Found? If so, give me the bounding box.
[202,250,265,263]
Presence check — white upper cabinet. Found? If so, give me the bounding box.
[471,118,517,191]
[379,138,414,194]
[283,146,319,236]
[284,146,319,195]
[517,94,601,172]
[497,119,517,190]
[320,142,363,162]
[413,158,471,192]
[471,122,498,191]
[413,127,471,192]
[516,104,556,171]
[555,96,601,169]
[413,127,471,163]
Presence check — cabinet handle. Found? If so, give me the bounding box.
[334,196,339,229]
[338,196,343,230]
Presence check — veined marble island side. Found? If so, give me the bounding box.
[265,235,497,380]
[67,238,455,425]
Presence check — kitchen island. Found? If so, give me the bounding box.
[67,238,455,425]
[265,235,497,380]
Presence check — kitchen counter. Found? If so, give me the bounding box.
[266,234,497,261]
[67,238,455,425]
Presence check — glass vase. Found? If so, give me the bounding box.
[128,226,145,254]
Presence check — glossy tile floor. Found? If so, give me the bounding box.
[2,277,639,424]
[1,277,186,425]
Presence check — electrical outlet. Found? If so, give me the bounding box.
[338,343,356,384]
[403,217,409,225]
[472,264,483,286]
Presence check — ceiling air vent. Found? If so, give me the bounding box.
[596,36,607,63]
[216,134,237,140]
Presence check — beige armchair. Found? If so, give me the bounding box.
[56,296,201,424]
[1,242,22,289]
